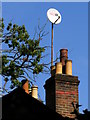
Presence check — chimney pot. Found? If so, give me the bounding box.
[22,79,29,94]
[55,62,62,74]
[60,49,68,74]
[31,85,38,99]
[65,60,72,75]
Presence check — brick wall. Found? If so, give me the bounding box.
[44,74,80,118]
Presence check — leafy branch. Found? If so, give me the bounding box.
[0,18,50,92]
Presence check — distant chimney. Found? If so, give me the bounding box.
[60,49,68,74]
[65,60,72,75]
[31,85,38,99]
[22,79,29,94]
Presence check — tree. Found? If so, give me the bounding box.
[0,18,50,92]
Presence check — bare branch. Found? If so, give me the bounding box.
[13,54,22,62]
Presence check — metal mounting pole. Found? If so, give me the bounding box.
[51,23,53,69]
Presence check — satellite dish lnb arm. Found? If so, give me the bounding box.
[54,16,60,24]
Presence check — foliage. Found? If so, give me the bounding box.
[0,18,49,91]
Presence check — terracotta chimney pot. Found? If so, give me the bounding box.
[22,79,29,94]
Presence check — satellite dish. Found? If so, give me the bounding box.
[47,8,61,24]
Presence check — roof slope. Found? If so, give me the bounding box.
[2,87,67,120]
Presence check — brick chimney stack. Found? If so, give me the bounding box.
[44,49,80,118]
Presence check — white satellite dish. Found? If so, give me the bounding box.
[47,8,61,24]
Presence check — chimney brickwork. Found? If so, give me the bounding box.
[56,75,79,118]
[44,75,80,118]
[44,77,55,111]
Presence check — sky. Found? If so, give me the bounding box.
[0,0,89,2]
[1,2,88,113]
[88,1,90,112]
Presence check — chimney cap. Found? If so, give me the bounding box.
[60,48,68,52]
[55,62,62,65]
[66,59,72,62]
[31,85,38,88]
